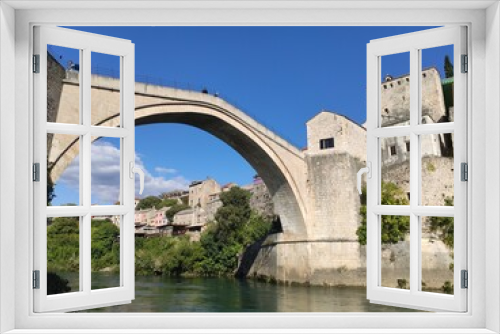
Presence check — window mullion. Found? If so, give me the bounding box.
[78,48,85,288]
[409,48,420,294]
[82,48,92,294]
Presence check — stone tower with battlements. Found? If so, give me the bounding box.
[299,66,455,288]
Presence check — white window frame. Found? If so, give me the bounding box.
[0,2,498,333]
[366,26,467,312]
[32,26,136,313]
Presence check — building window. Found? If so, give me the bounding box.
[406,141,410,152]
[390,145,397,156]
[319,137,334,150]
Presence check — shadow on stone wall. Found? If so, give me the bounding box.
[235,236,268,278]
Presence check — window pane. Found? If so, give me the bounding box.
[380,136,410,205]
[319,137,334,150]
[91,52,121,127]
[380,215,410,290]
[420,133,454,206]
[421,216,454,294]
[47,45,81,124]
[47,216,80,295]
[48,133,81,206]
[91,137,122,206]
[380,52,410,127]
[421,45,454,125]
[91,216,121,290]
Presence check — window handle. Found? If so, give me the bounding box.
[357,162,371,194]
[129,161,145,195]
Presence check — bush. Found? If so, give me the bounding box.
[47,217,80,272]
[429,197,454,248]
[357,182,410,245]
[135,236,204,276]
[442,281,453,294]
[47,272,72,295]
[47,187,272,278]
[135,196,162,210]
[136,196,180,210]
[197,187,271,276]
[47,217,121,272]
[91,219,120,271]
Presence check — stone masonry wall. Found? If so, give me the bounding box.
[249,181,274,219]
[381,67,447,126]
[250,130,454,289]
[47,52,66,158]
[306,152,365,241]
[306,111,367,163]
[382,156,454,208]
[250,153,454,289]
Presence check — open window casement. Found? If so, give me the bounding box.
[363,26,467,312]
[33,26,141,312]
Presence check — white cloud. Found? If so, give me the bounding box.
[59,141,190,204]
[154,167,177,174]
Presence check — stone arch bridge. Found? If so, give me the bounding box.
[49,72,309,239]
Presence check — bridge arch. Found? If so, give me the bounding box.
[50,82,308,238]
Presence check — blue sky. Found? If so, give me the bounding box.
[51,26,453,205]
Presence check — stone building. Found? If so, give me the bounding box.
[252,67,455,289]
[306,111,367,243]
[188,178,221,209]
[302,67,454,288]
[380,68,454,210]
[204,176,275,223]
[171,206,205,238]
[169,178,221,228]
[381,68,451,126]
[173,208,196,227]
[246,176,274,219]
[205,193,222,222]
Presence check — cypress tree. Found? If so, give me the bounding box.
[444,55,454,78]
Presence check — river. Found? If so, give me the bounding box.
[66,273,420,312]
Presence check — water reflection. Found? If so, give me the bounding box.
[72,274,419,313]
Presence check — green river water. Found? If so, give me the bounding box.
[65,273,420,312]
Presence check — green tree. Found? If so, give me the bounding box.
[444,55,454,78]
[213,187,252,242]
[159,198,179,208]
[47,217,80,272]
[166,236,205,275]
[91,219,120,271]
[134,235,205,276]
[198,187,271,276]
[242,213,272,245]
[135,196,178,210]
[135,196,162,210]
[429,197,454,248]
[357,182,410,245]
[135,236,177,275]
